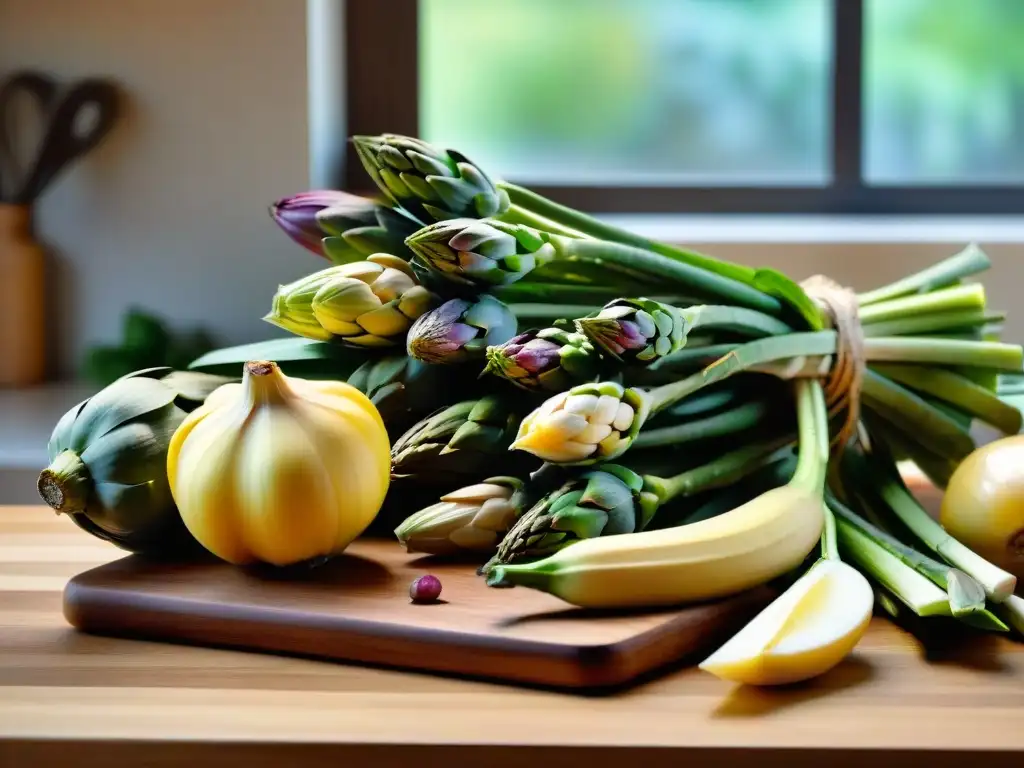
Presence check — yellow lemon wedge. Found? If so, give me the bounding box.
[699,559,873,686]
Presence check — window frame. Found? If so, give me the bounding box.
[343,0,1024,215]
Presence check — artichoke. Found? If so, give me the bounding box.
[576,298,688,365]
[352,134,509,222]
[511,381,650,464]
[391,395,537,484]
[346,353,477,432]
[489,465,659,565]
[264,254,437,347]
[270,189,347,256]
[271,189,423,263]
[405,218,557,288]
[394,477,526,556]
[37,367,232,554]
[406,295,518,365]
[483,327,601,392]
[317,195,422,264]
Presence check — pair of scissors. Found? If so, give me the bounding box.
[0,71,57,203]
[0,70,119,204]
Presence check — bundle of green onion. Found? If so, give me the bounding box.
[193,132,1024,643]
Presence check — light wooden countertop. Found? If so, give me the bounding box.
[2,505,1023,768]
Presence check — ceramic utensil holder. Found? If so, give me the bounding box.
[0,203,46,387]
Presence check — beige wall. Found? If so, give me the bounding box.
[0,0,315,378]
[2,0,1022,385]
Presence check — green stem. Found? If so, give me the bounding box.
[826,490,986,615]
[865,337,1023,370]
[994,594,1024,637]
[836,517,952,617]
[789,379,829,494]
[651,385,741,421]
[651,343,742,374]
[645,437,793,504]
[870,363,1022,435]
[681,304,794,339]
[502,203,590,239]
[861,370,976,460]
[37,450,93,515]
[860,411,959,490]
[507,303,598,322]
[646,332,838,413]
[491,283,626,305]
[862,308,988,338]
[857,244,991,306]
[527,258,663,292]
[821,503,840,561]
[499,181,764,286]
[859,283,986,325]
[633,400,769,449]
[558,238,780,315]
[853,449,1017,602]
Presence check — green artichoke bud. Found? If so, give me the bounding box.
[394,477,526,555]
[490,465,659,565]
[511,381,651,465]
[391,395,537,484]
[37,367,232,554]
[346,354,475,431]
[317,194,422,264]
[483,327,601,392]
[407,295,518,365]
[264,254,437,347]
[405,218,557,288]
[352,133,509,222]
[576,298,688,365]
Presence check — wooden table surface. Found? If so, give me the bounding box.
[2,505,1023,768]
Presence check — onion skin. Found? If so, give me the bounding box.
[941,436,1024,580]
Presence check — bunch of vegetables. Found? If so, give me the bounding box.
[42,132,1024,688]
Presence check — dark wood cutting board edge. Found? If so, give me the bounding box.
[62,542,774,693]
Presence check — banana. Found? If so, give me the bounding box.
[486,380,828,609]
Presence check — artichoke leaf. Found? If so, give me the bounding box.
[80,412,181,486]
[69,377,180,450]
[47,398,90,461]
[90,479,175,538]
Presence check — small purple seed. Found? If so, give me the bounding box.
[410,574,442,603]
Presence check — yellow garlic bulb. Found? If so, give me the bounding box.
[166,361,390,566]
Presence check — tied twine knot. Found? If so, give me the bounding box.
[800,275,865,453]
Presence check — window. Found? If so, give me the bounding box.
[345,0,1024,214]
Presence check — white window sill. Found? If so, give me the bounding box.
[599,215,1024,244]
[0,383,97,469]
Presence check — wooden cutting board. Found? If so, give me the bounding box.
[63,539,772,691]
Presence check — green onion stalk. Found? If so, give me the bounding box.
[842,446,1018,603]
[826,490,1010,631]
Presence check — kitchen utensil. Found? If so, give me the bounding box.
[0,70,119,387]
[13,77,118,204]
[63,539,771,691]
[0,71,58,203]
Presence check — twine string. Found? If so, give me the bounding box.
[800,275,865,453]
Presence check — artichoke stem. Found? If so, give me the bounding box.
[37,450,92,514]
